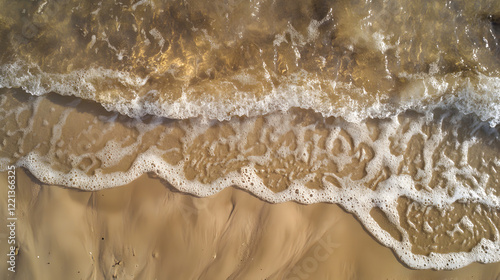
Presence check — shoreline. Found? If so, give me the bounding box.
[1,168,499,279]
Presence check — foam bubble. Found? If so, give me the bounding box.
[1,59,500,126]
[1,91,499,269]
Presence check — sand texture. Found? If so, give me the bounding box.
[0,169,499,279]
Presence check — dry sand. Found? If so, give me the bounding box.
[1,0,500,278]
[1,169,499,279]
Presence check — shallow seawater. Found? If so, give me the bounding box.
[1,0,500,270]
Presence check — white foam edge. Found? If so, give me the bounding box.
[7,149,500,270]
[1,60,500,126]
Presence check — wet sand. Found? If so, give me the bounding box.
[2,88,500,271]
[1,0,500,277]
[1,169,499,279]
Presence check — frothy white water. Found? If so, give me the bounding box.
[14,152,500,270]
[2,60,500,126]
[0,90,499,269]
[2,0,500,270]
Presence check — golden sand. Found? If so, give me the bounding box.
[1,169,499,279]
[1,88,500,275]
[1,0,500,277]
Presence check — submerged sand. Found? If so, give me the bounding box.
[2,88,500,270]
[0,169,499,279]
[1,0,500,277]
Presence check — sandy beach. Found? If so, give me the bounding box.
[1,0,500,278]
[1,169,499,279]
